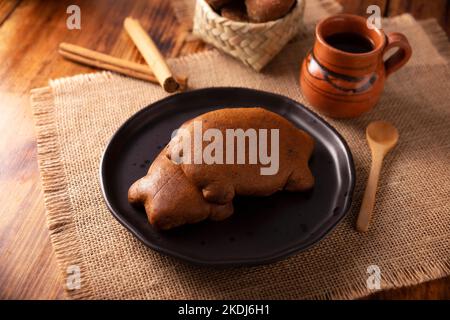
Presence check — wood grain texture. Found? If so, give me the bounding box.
[337,0,450,37]
[0,0,21,26]
[387,0,448,26]
[0,0,448,300]
[336,0,388,16]
[0,0,200,300]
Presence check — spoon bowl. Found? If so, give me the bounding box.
[366,121,399,154]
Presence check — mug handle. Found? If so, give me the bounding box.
[383,32,412,78]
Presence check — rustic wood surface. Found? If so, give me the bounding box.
[0,0,448,300]
[337,0,450,34]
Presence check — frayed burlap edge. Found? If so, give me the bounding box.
[30,87,95,300]
[419,18,450,62]
[31,67,450,300]
[30,13,450,299]
[305,260,450,300]
[384,13,450,63]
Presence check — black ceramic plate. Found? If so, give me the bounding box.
[100,87,355,266]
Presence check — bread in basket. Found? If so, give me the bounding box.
[193,0,306,71]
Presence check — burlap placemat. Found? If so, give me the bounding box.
[31,11,450,299]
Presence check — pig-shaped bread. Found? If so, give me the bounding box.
[128,153,234,230]
[128,107,314,230]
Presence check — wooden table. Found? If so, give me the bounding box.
[1,0,449,300]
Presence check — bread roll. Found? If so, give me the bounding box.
[221,2,249,22]
[245,0,295,22]
[206,0,235,10]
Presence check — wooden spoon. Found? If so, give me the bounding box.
[356,121,399,232]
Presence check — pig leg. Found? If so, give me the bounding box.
[284,166,315,191]
[209,201,234,221]
[202,181,235,204]
[128,176,150,204]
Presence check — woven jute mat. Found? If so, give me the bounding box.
[31,5,450,299]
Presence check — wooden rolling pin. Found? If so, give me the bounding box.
[124,17,180,93]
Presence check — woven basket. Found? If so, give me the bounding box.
[193,0,306,71]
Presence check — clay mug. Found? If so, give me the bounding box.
[300,14,412,118]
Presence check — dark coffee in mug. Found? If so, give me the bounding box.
[325,32,374,54]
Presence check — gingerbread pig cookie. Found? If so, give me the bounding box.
[129,107,314,229]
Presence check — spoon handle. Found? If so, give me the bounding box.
[356,154,383,232]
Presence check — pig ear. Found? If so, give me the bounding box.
[128,178,148,204]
